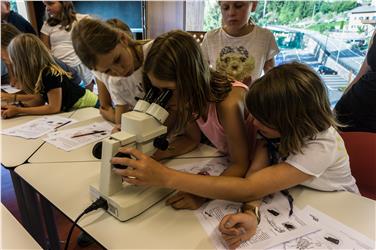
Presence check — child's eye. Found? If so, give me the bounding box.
[221,5,229,11]
[234,3,245,9]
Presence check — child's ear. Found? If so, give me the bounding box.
[119,33,129,47]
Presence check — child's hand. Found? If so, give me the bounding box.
[242,76,252,86]
[1,105,19,119]
[111,147,170,187]
[219,212,258,249]
[111,124,121,134]
[165,191,207,210]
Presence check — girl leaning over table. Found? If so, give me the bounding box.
[1,33,98,119]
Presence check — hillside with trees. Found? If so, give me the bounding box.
[204,1,360,32]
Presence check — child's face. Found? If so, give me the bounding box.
[1,47,10,63]
[1,2,10,18]
[253,118,281,139]
[43,1,62,17]
[220,1,252,31]
[94,40,134,77]
[147,73,177,110]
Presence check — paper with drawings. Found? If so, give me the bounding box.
[1,116,76,139]
[272,205,375,249]
[1,84,21,94]
[172,156,229,176]
[195,192,319,249]
[44,121,113,151]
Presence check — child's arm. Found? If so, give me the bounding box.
[219,200,261,249]
[152,119,201,161]
[114,104,132,125]
[1,93,43,105]
[217,140,268,248]
[40,34,51,50]
[111,147,312,202]
[1,88,62,118]
[164,87,251,209]
[97,79,115,123]
[218,87,251,177]
[263,58,275,73]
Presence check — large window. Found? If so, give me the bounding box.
[185,0,373,106]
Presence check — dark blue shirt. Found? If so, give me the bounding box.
[335,36,376,132]
[5,10,36,35]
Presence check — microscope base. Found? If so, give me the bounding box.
[89,183,173,221]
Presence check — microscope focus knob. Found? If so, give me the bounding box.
[112,152,131,169]
[153,137,169,151]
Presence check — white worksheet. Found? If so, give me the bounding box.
[44,121,113,151]
[1,84,21,94]
[272,206,375,249]
[1,116,77,139]
[195,192,319,249]
[173,156,229,176]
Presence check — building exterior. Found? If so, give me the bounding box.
[348,5,376,34]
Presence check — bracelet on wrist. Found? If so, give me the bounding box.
[241,203,261,225]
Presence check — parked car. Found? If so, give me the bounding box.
[318,65,338,75]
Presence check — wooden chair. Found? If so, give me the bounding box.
[340,131,376,200]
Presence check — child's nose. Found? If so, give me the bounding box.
[228,6,236,15]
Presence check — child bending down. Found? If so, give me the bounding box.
[110,62,359,248]
[1,34,98,119]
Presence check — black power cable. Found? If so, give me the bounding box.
[64,197,108,250]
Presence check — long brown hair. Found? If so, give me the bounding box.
[246,62,337,157]
[8,33,70,94]
[143,30,232,132]
[1,23,21,48]
[71,18,146,70]
[46,1,77,31]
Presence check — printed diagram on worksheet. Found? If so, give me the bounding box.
[44,121,113,151]
[195,192,319,249]
[1,116,76,139]
[173,157,230,176]
[272,206,375,250]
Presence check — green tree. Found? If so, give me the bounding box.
[203,1,221,31]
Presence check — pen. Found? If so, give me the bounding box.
[54,120,71,130]
[71,130,106,138]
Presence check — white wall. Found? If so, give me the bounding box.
[146,1,185,39]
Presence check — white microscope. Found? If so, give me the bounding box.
[90,88,174,221]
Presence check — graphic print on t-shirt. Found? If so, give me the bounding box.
[216,46,255,82]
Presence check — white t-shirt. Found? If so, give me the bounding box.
[93,41,153,107]
[41,13,89,67]
[201,26,279,83]
[284,127,359,194]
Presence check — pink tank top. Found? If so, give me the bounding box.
[196,81,256,154]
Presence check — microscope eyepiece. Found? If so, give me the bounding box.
[154,89,173,108]
[143,87,160,103]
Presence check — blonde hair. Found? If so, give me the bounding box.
[143,30,232,132]
[71,18,146,70]
[46,1,77,31]
[246,62,337,157]
[8,33,70,94]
